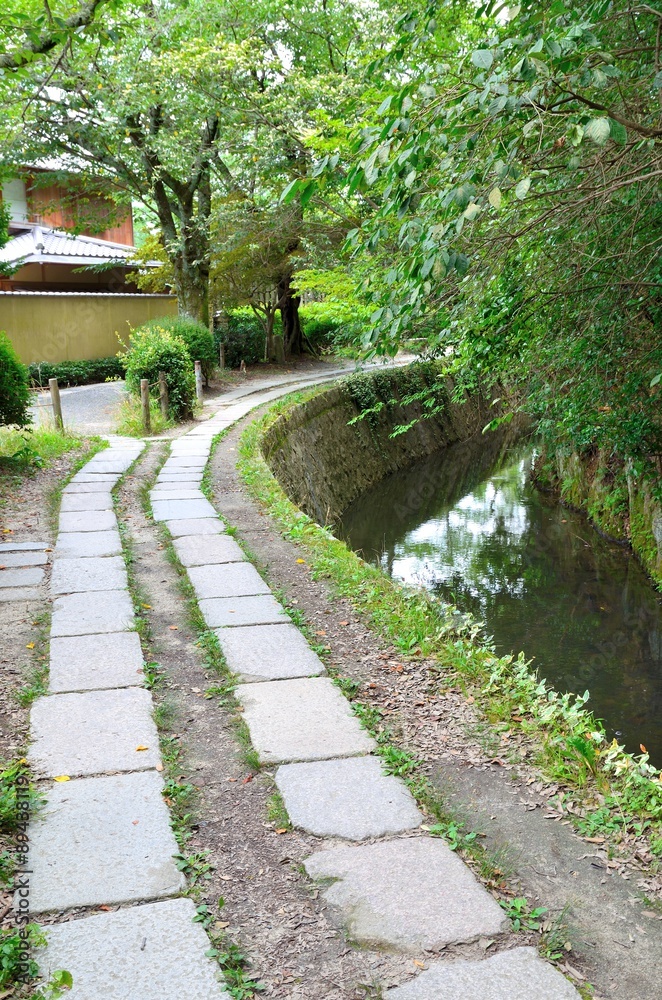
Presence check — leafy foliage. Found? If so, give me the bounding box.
[138,316,216,384]
[121,323,196,420]
[0,331,30,427]
[27,356,124,388]
[216,309,276,368]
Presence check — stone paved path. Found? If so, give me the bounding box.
[25,373,581,998]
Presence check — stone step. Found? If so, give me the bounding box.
[49,632,144,693]
[215,622,324,681]
[199,593,288,628]
[27,770,183,913]
[38,897,229,999]
[0,566,45,588]
[58,510,117,533]
[29,688,159,777]
[50,556,127,594]
[50,589,134,637]
[0,551,49,567]
[304,838,508,952]
[276,757,422,840]
[60,492,114,512]
[152,498,217,522]
[0,540,50,551]
[166,518,224,537]
[236,676,374,764]
[173,534,244,568]
[188,563,270,600]
[55,529,122,558]
[384,947,580,999]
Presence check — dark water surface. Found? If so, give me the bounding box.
[338,436,662,764]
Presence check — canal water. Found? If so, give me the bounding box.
[338,435,662,765]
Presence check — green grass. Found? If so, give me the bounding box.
[0,425,92,466]
[115,395,175,437]
[236,392,662,861]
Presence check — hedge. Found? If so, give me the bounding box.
[28,357,124,388]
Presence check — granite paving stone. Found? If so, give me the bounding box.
[55,529,122,558]
[29,688,160,777]
[63,480,119,493]
[173,534,244,567]
[188,563,270,600]
[38,898,228,1000]
[60,492,114,512]
[149,489,205,500]
[384,948,580,999]
[0,566,45,588]
[49,632,144,692]
[157,472,204,482]
[27,770,184,912]
[70,472,119,484]
[200,594,288,628]
[236,677,375,764]
[304,838,508,952]
[0,588,40,602]
[51,556,127,594]
[58,510,117,533]
[161,456,207,469]
[50,589,134,636]
[166,517,224,537]
[0,541,50,551]
[151,498,216,522]
[275,757,422,839]
[215,622,324,681]
[0,551,48,567]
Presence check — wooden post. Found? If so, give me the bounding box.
[158,371,169,419]
[194,360,203,402]
[48,378,63,431]
[140,378,151,434]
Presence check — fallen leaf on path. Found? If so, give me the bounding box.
[53,775,70,782]
[296,558,306,564]
[135,745,149,752]
[169,625,179,630]
[142,604,152,609]
[25,643,34,649]
[155,763,164,772]
[276,828,288,835]
[413,961,426,969]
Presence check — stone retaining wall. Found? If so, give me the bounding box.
[261,364,505,524]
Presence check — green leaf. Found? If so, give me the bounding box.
[488,186,502,209]
[650,374,661,388]
[515,177,531,200]
[608,118,627,145]
[280,178,301,204]
[455,253,470,277]
[471,49,493,70]
[584,117,610,146]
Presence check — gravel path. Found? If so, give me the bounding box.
[31,381,127,436]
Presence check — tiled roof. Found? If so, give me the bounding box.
[0,227,135,265]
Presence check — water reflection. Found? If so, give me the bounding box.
[338,437,662,764]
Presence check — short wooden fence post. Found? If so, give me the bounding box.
[140,378,151,434]
[48,378,64,431]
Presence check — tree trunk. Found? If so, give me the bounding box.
[277,272,302,357]
[173,256,209,325]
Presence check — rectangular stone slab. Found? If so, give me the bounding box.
[26,770,184,913]
[0,551,48,567]
[384,948,580,999]
[304,838,507,953]
[151,498,216,522]
[38,898,228,1000]
[0,566,45,588]
[60,492,114,512]
[50,555,127,594]
[70,472,119,484]
[56,529,122,558]
[200,594,288,629]
[0,541,49,551]
[276,757,422,840]
[236,676,374,764]
[166,518,224,537]
[50,589,134,637]
[63,481,119,494]
[0,587,40,602]
[149,489,205,501]
[216,622,324,681]
[29,687,160,777]
[188,563,270,600]
[173,534,244,567]
[157,472,204,483]
[160,456,207,469]
[49,632,144,692]
[58,510,117,533]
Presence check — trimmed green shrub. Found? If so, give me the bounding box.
[27,356,124,388]
[0,332,30,427]
[215,308,275,368]
[122,324,195,420]
[138,315,216,383]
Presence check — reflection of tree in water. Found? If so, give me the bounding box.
[339,437,662,763]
